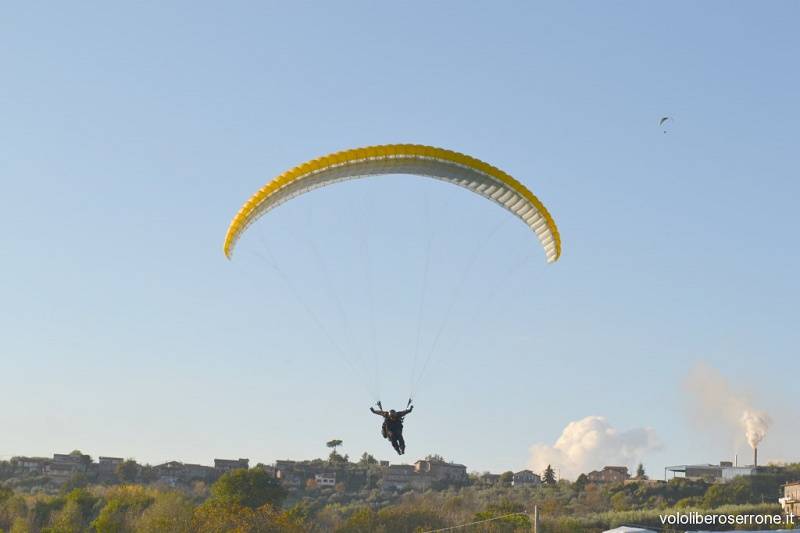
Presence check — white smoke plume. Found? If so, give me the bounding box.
[528,416,661,480]
[741,409,771,449]
[684,362,771,450]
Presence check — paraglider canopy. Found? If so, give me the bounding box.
[223,144,561,263]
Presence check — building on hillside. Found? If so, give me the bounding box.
[186,463,216,480]
[414,459,468,483]
[10,457,50,475]
[274,460,367,490]
[153,461,216,486]
[46,453,90,482]
[214,458,249,472]
[275,460,335,488]
[664,462,756,483]
[512,470,541,486]
[382,459,468,491]
[480,473,501,485]
[721,464,756,481]
[256,464,276,477]
[153,462,182,486]
[586,466,630,484]
[779,482,800,516]
[274,460,297,479]
[275,460,315,485]
[52,453,90,469]
[274,460,302,487]
[383,464,416,490]
[315,473,336,487]
[98,457,124,482]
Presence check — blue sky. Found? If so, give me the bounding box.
[1,2,798,476]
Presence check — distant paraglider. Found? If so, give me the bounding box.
[659,116,672,133]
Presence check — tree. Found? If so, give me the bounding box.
[703,482,748,508]
[474,500,530,531]
[210,468,287,509]
[337,507,378,532]
[139,464,157,483]
[358,452,377,465]
[610,491,633,511]
[574,473,589,492]
[635,463,647,480]
[424,454,445,462]
[116,459,140,483]
[48,488,99,533]
[135,491,194,533]
[62,472,89,492]
[326,439,343,454]
[337,507,446,533]
[192,500,303,533]
[284,502,313,530]
[543,464,557,485]
[328,450,347,464]
[92,485,154,533]
[499,471,514,485]
[10,517,29,533]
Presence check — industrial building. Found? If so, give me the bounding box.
[664,461,756,482]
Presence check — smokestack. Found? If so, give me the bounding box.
[754,447,758,469]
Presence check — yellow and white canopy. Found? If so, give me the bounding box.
[223,144,561,263]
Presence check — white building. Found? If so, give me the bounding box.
[665,461,756,482]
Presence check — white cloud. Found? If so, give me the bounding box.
[528,416,660,480]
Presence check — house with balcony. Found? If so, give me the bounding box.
[780,482,800,516]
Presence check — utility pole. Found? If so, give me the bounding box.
[533,505,540,533]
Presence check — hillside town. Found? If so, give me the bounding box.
[3,450,798,514]
[2,449,799,532]
[2,450,646,492]
[1,451,478,493]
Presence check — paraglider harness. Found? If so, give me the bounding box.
[377,399,412,439]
